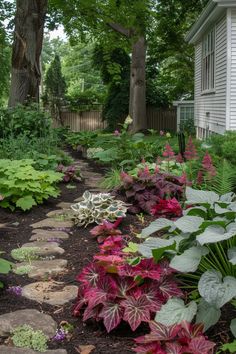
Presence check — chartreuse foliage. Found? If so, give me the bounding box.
[136,186,236,338]
[0,159,62,211]
[11,325,48,352]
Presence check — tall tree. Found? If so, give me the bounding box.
[8,0,48,107]
[50,0,151,132]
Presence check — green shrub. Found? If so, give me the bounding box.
[0,105,52,138]
[208,131,236,165]
[0,159,63,211]
[0,251,12,288]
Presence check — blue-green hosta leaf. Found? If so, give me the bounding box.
[214,204,231,215]
[198,270,236,308]
[138,237,176,258]
[186,187,219,205]
[196,225,236,245]
[183,206,207,219]
[170,246,208,273]
[220,192,236,203]
[230,203,236,212]
[228,247,236,265]
[230,318,236,338]
[174,216,204,233]
[141,218,175,238]
[155,298,197,326]
[196,299,221,331]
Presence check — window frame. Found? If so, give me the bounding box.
[201,27,216,94]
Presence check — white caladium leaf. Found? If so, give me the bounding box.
[170,246,208,273]
[155,298,197,326]
[198,270,236,308]
[141,218,175,238]
[174,215,204,233]
[230,318,236,338]
[196,299,221,331]
[138,237,176,258]
[228,247,236,265]
[186,187,219,205]
[197,225,236,245]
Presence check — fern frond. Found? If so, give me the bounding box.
[211,159,236,195]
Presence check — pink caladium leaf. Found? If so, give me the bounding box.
[86,275,117,308]
[159,259,176,277]
[188,336,216,354]
[119,258,162,281]
[121,295,151,331]
[116,277,137,298]
[77,263,105,287]
[133,342,166,354]
[165,342,183,354]
[73,287,87,316]
[83,304,101,322]
[140,283,164,312]
[99,301,124,332]
[158,277,183,300]
[148,321,181,342]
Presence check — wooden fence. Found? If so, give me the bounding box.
[53,107,177,132]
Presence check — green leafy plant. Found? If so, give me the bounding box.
[11,247,40,262]
[0,251,12,288]
[219,340,236,353]
[14,264,33,275]
[11,325,48,352]
[0,159,63,210]
[100,169,122,189]
[71,190,127,226]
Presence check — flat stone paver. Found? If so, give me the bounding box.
[19,242,65,257]
[0,309,57,337]
[46,209,73,218]
[22,281,78,306]
[30,219,73,229]
[0,347,67,354]
[14,259,68,278]
[56,202,73,210]
[30,230,69,241]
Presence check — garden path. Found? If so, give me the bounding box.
[0,156,105,353]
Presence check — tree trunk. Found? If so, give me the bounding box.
[129,36,147,133]
[8,0,48,107]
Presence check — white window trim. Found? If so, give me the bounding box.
[201,27,216,94]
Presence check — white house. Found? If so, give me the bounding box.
[186,0,236,139]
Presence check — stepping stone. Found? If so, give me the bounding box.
[30,219,73,229]
[22,281,78,305]
[0,347,67,354]
[56,202,73,210]
[46,209,73,218]
[0,309,57,337]
[21,242,65,257]
[14,259,68,279]
[30,230,69,241]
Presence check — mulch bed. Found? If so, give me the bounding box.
[0,152,234,353]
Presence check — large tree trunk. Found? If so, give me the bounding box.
[129,36,147,133]
[8,0,48,107]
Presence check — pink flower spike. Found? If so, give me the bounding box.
[202,152,216,177]
[184,137,198,161]
[113,130,120,136]
[176,153,184,163]
[160,130,164,136]
[162,144,175,159]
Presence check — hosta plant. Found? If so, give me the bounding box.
[116,168,185,214]
[138,187,236,333]
[133,321,215,354]
[0,159,62,211]
[71,191,127,227]
[73,237,183,333]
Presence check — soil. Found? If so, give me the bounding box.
[0,151,234,354]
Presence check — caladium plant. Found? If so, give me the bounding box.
[90,218,123,243]
[116,168,185,214]
[73,237,183,332]
[133,321,215,354]
[57,164,82,183]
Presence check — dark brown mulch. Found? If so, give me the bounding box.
[0,153,234,353]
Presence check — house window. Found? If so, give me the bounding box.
[202,28,215,92]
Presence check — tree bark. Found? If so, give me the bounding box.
[129,35,147,133]
[8,0,48,107]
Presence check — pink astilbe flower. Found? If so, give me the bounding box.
[202,152,216,177]
[162,144,175,159]
[184,137,198,161]
[120,171,134,185]
[176,153,184,163]
[113,130,120,136]
[151,198,182,218]
[160,130,164,136]
[196,170,204,185]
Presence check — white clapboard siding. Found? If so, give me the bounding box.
[194,15,227,134]
[230,9,236,129]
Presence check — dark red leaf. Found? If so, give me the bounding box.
[121,295,151,331]
[99,301,124,332]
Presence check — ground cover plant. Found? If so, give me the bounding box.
[0,159,63,210]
